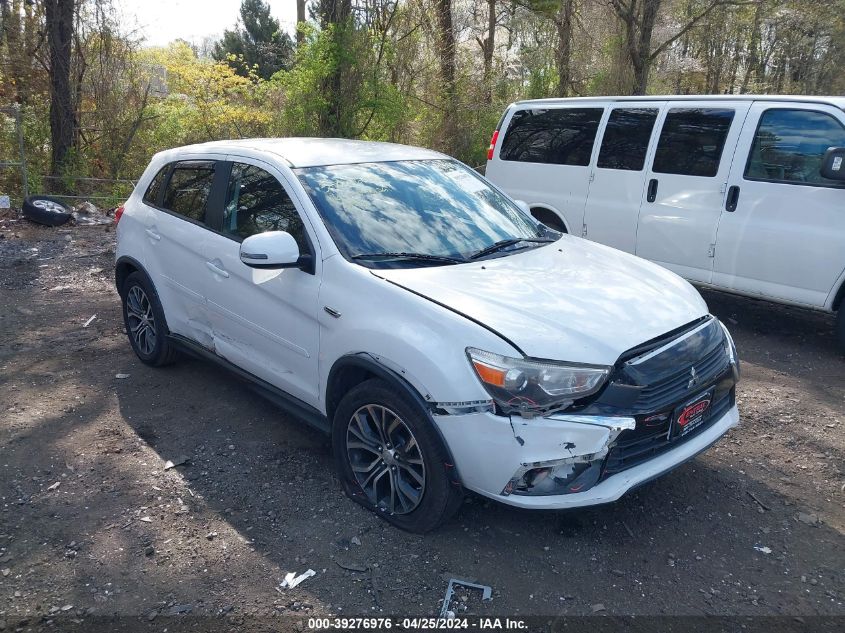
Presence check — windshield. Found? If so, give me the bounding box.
[295,159,553,267]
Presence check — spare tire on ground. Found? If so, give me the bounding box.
[22,195,73,227]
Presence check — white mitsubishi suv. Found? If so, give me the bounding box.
[114,138,740,532]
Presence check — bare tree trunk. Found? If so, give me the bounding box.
[741,0,763,92]
[480,0,496,103]
[632,0,660,94]
[555,0,575,97]
[318,0,352,136]
[433,0,457,150]
[45,0,76,180]
[296,0,306,47]
[434,0,456,96]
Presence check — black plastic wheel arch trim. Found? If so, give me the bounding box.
[327,353,463,488]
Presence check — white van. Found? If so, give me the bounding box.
[485,96,845,349]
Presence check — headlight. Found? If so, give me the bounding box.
[466,348,610,416]
[718,320,740,378]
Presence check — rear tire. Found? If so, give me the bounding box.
[332,378,463,533]
[121,271,179,367]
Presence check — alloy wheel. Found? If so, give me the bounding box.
[31,199,68,214]
[346,404,426,514]
[126,285,157,356]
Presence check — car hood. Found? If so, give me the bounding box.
[371,236,709,365]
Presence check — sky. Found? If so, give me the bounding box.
[115,0,304,48]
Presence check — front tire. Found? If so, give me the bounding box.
[121,271,178,367]
[836,308,845,354]
[332,378,462,532]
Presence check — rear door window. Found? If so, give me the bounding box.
[597,108,659,171]
[652,108,735,177]
[500,108,603,166]
[745,108,845,186]
[161,161,216,223]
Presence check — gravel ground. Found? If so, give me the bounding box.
[0,213,843,631]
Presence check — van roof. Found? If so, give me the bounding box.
[513,95,845,110]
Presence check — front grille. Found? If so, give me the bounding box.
[602,385,734,478]
[632,343,730,413]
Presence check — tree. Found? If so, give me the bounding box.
[44,0,76,179]
[608,0,743,94]
[213,0,293,80]
[296,0,306,47]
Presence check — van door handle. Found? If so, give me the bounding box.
[145,228,161,241]
[647,178,658,203]
[206,262,229,278]
[725,185,740,212]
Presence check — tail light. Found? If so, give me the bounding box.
[486,130,499,161]
[114,205,125,225]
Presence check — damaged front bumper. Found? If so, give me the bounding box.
[432,404,739,510]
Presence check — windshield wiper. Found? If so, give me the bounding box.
[351,252,468,264]
[468,237,555,260]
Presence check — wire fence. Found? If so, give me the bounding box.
[39,176,137,210]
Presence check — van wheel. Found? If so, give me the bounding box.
[332,378,462,533]
[836,309,845,353]
[121,271,179,367]
[531,208,567,233]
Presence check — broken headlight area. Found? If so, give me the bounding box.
[501,454,605,497]
[466,347,611,416]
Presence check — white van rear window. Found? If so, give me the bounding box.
[500,108,603,166]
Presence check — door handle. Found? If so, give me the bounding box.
[145,228,161,241]
[206,262,229,278]
[647,178,658,203]
[725,185,740,212]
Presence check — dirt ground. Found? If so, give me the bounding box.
[0,214,843,631]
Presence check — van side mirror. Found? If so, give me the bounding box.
[239,231,303,269]
[821,147,845,181]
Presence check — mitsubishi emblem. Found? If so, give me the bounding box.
[687,366,699,389]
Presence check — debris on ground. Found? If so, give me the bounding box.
[797,512,821,526]
[591,603,606,613]
[164,456,189,470]
[439,579,492,618]
[335,560,368,573]
[115,373,130,379]
[82,314,97,328]
[279,569,316,589]
[46,481,61,491]
[754,545,773,554]
[72,201,113,226]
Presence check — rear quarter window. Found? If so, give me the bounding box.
[500,107,603,166]
[142,165,169,206]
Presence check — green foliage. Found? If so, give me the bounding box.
[212,0,294,80]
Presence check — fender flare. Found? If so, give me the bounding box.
[114,256,172,333]
[326,353,462,487]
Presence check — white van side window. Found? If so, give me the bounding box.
[745,108,845,187]
[596,108,659,171]
[499,108,603,166]
[652,108,735,177]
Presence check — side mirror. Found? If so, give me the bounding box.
[239,231,302,269]
[513,199,531,215]
[821,147,845,181]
